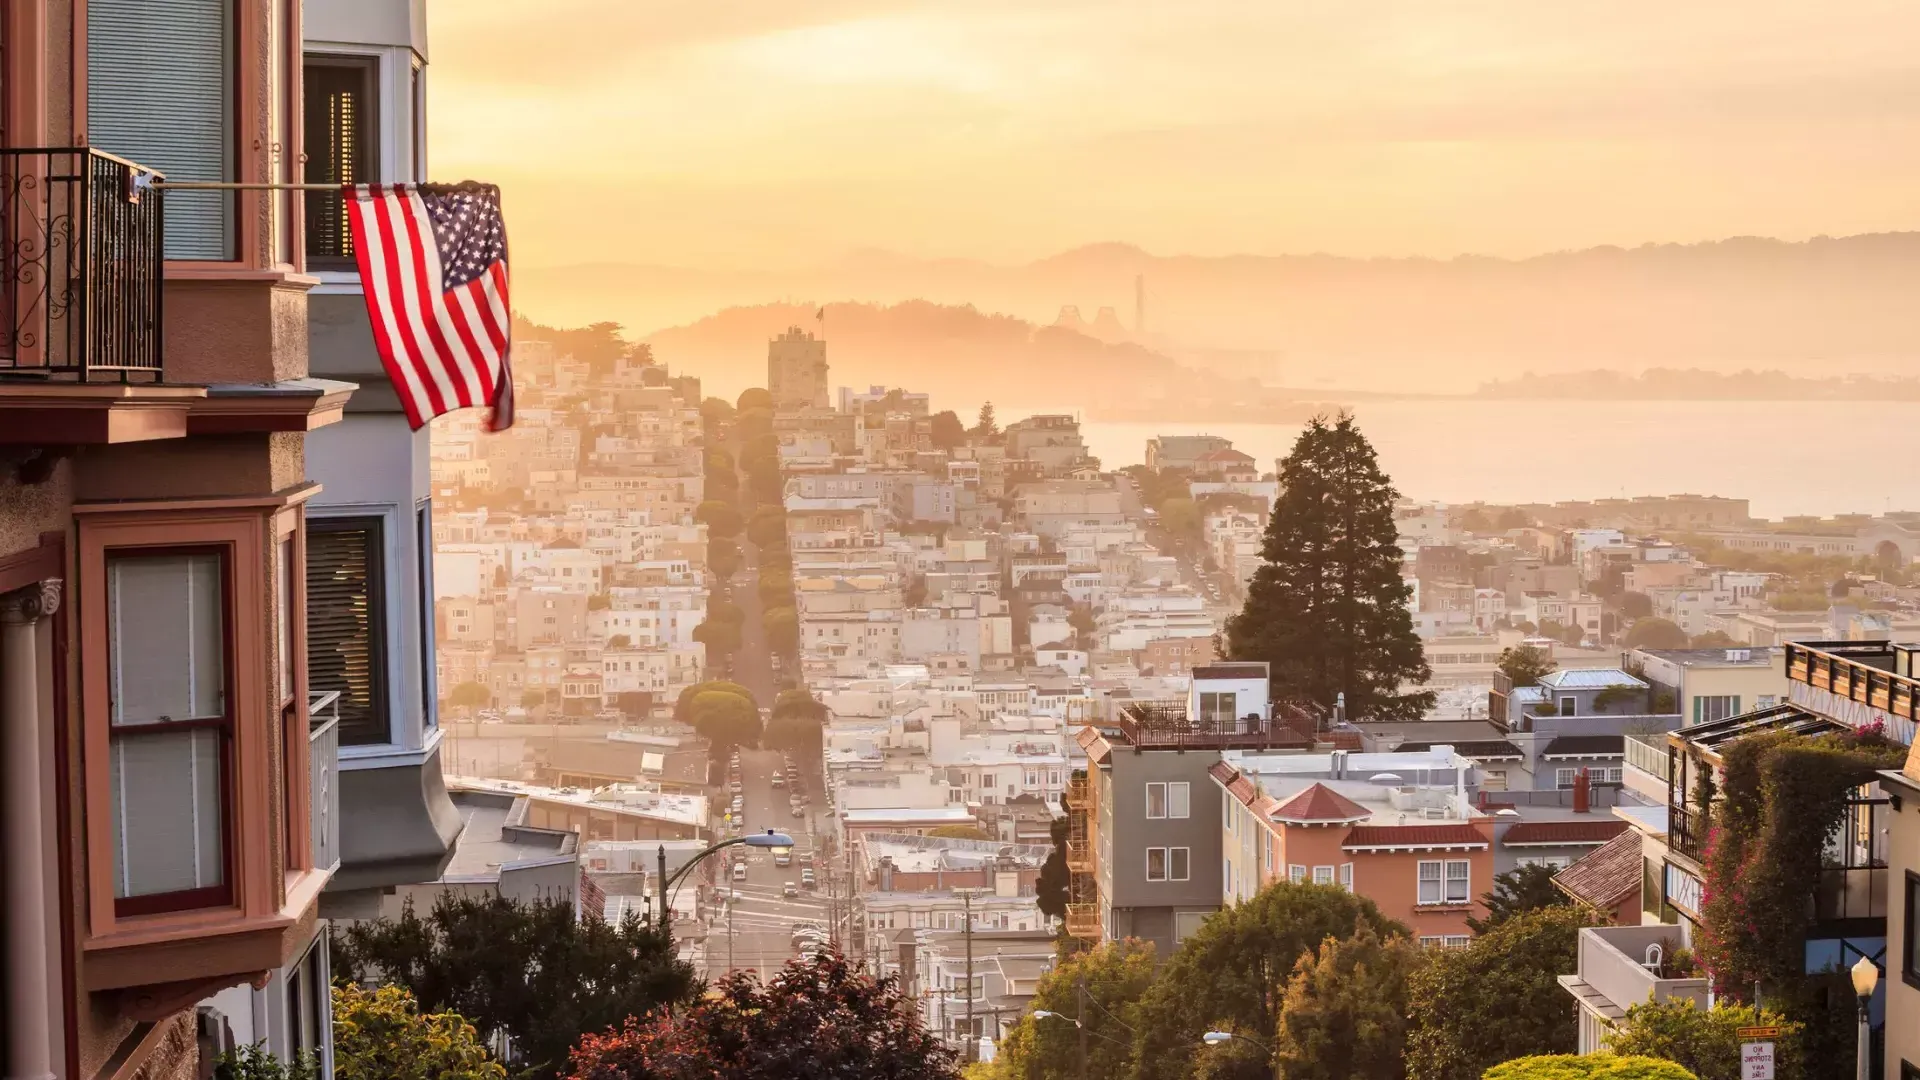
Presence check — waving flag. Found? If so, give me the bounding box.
[346,182,515,431]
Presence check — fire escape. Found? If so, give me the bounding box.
[1064,772,1101,940]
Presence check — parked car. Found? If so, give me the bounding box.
[774,851,791,867]
[771,774,785,788]
[798,851,814,867]
[791,805,805,818]
[783,882,799,898]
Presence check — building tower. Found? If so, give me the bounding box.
[768,326,830,409]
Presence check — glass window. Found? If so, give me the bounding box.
[303,54,379,265]
[88,0,237,258]
[1169,848,1189,881]
[1417,860,1443,905]
[1168,782,1190,819]
[307,517,390,745]
[1146,782,1167,819]
[1446,860,1471,903]
[1289,864,1307,884]
[1147,848,1167,881]
[1906,872,1920,986]
[1339,863,1354,891]
[107,551,231,911]
[1313,865,1335,885]
[418,502,437,731]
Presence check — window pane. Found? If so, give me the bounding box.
[1169,782,1190,819]
[278,537,293,704]
[1147,848,1166,880]
[110,728,223,897]
[1146,783,1165,818]
[1314,866,1334,885]
[1170,848,1189,881]
[418,502,438,730]
[307,519,390,745]
[110,553,225,724]
[303,57,378,261]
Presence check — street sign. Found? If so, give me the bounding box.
[1737,1026,1782,1039]
[1741,1041,1775,1080]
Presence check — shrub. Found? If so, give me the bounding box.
[1482,1054,1696,1080]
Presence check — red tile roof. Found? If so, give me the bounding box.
[1501,819,1631,847]
[1270,783,1372,824]
[1342,824,1488,850]
[1553,830,1643,910]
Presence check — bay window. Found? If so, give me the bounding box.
[106,550,233,913]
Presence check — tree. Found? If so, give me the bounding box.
[973,402,999,438]
[695,501,744,540]
[561,949,956,1080]
[692,618,742,657]
[448,681,493,710]
[747,507,789,548]
[688,689,762,755]
[334,894,697,1080]
[1623,618,1688,650]
[704,468,740,500]
[930,410,967,450]
[1604,1001,1800,1080]
[763,714,824,757]
[1035,815,1069,922]
[709,539,743,580]
[926,824,991,840]
[1620,592,1654,620]
[1224,413,1434,722]
[213,1044,318,1080]
[759,568,795,606]
[1496,646,1556,688]
[521,689,548,710]
[700,397,736,429]
[1482,1056,1696,1080]
[674,681,756,724]
[1131,882,1404,1080]
[613,691,653,720]
[1272,927,1423,1080]
[1690,631,1737,648]
[1466,864,1571,934]
[735,387,773,413]
[764,605,799,654]
[1405,907,1595,1080]
[331,984,506,1080]
[1158,497,1201,538]
[992,940,1155,1080]
[771,688,827,722]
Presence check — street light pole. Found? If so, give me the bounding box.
[1853,956,1879,1080]
[1077,978,1089,1080]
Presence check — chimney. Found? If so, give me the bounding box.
[879,855,895,892]
[1573,769,1591,814]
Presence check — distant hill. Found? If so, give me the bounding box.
[1477,367,1920,401]
[642,299,1324,419]
[517,232,1920,394]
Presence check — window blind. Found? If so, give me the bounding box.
[303,57,376,262]
[109,553,224,724]
[87,0,235,259]
[306,519,389,745]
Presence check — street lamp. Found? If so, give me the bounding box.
[1203,1030,1273,1052]
[656,829,795,930]
[1852,955,1879,1080]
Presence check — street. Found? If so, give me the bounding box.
[701,747,830,979]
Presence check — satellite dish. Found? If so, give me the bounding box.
[1368,773,1404,785]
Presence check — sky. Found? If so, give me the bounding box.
[428,0,1920,271]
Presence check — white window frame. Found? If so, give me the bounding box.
[1168,782,1189,819]
[1338,862,1354,892]
[1146,782,1168,819]
[1289,864,1307,884]
[1313,865,1335,886]
[1169,847,1190,881]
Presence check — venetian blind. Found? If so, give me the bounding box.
[87,0,235,259]
[306,520,389,745]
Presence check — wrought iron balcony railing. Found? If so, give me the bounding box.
[0,148,164,382]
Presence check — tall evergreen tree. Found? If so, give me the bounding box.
[1225,413,1434,722]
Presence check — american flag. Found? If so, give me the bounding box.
[345,183,515,431]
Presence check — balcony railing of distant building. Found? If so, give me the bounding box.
[1625,732,1671,784]
[1113,701,1316,753]
[310,690,342,874]
[1785,640,1920,736]
[0,148,164,382]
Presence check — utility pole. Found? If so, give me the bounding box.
[954,886,988,1062]
[658,843,671,931]
[1077,977,1089,1080]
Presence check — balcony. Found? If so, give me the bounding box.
[1065,773,1089,810]
[310,691,342,874]
[1065,904,1101,940]
[1667,804,1705,862]
[1785,640,1920,741]
[1558,924,1708,1032]
[1114,701,1315,752]
[0,148,163,382]
[1066,840,1094,874]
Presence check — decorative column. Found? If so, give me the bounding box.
[3,578,60,1080]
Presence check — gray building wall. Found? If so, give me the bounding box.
[1096,749,1224,959]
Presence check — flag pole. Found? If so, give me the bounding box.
[159,181,346,190]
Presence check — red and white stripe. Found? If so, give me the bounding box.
[345,183,514,431]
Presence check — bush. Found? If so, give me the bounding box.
[1407,907,1595,1080]
[332,984,505,1080]
[1605,1001,1800,1080]
[1482,1055,1695,1080]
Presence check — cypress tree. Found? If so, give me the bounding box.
[1226,412,1434,722]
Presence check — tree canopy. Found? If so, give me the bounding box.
[748,506,789,548]
[1495,646,1556,688]
[331,984,505,1080]
[1131,881,1403,1080]
[763,605,799,654]
[1466,864,1571,934]
[692,618,742,657]
[1035,816,1068,922]
[1481,1056,1696,1080]
[930,409,967,449]
[1272,927,1423,1080]
[1405,907,1594,1080]
[991,939,1155,1080]
[735,387,773,413]
[973,402,999,438]
[334,894,696,1080]
[448,681,492,709]
[1225,413,1434,722]
[562,950,955,1080]
[1604,1001,1799,1080]
[687,689,762,755]
[695,501,744,539]
[1622,617,1688,650]
[674,681,756,723]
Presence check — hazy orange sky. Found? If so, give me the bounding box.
[428,1,1920,271]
